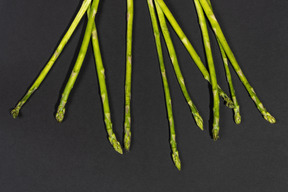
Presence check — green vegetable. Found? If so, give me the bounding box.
[10,0,276,169]
[198,0,275,123]
[147,0,181,170]
[124,0,134,151]
[11,0,92,118]
[205,0,241,125]
[55,0,100,123]
[90,13,123,154]
[155,2,203,130]
[194,0,220,140]
[155,0,234,109]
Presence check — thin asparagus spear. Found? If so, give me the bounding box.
[155,2,203,130]
[147,0,181,170]
[11,0,92,118]
[155,0,234,109]
[194,0,219,140]
[88,12,123,154]
[219,43,241,124]
[198,0,275,123]
[55,0,100,122]
[206,0,241,124]
[124,0,134,151]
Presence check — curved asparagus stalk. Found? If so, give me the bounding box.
[55,0,100,122]
[154,0,234,109]
[89,16,122,154]
[124,0,134,151]
[147,0,181,170]
[206,0,241,125]
[155,3,203,130]
[11,0,92,118]
[194,0,219,140]
[198,0,275,123]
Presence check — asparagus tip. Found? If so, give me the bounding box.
[55,107,65,123]
[109,134,123,154]
[233,105,241,124]
[172,151,181,171]
[124,131,131,151]
[223,95,234,108]
[235,113,241,125]
[234,111,241,125]
[195,115,204,131]
[11,108,20,119]
[225,99,235,109]
[212,129,220,141]
[264,112,276,124]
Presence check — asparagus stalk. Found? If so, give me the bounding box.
[55,0,100,122]
[11,0,92,118]
[155,0,234,109]
[124,0,134,151]
[147,0,181,170]
[198,0,275,123]
[206,0,241,124]
[194,0,219,140]
[89,12,123,154]
[219,43,241,124]
[155,2,203,130]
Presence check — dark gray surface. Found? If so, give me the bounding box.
[0,0,288,191]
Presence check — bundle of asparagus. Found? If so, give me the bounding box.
[11,0,276,171]
[10,0,136,154]
[147,0,275,170]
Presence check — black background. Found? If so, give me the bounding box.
[1,0,288,191]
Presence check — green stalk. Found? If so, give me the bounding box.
[155,2,203,130]
[194,0,219,140]
[124,0,134,151]
[198,0,275,123]
[155,0,234,109]
[11,0,92,118]
[55,0,100,122]
[89,12,123,154]
[147,0,181,170]
[219,43,241,124]
[206,0,241,124]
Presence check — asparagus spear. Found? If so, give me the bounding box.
[11,0,92,118]
[155,2,203,130]
[147,0,181,170]
[89,12,123,154]
[124,0,134,151]
[55,0,100,122]
[155,0,234,109]
[206,0,241,124]
[198,0,275,123]
[194,0,220,140]
[219,43,241,124]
